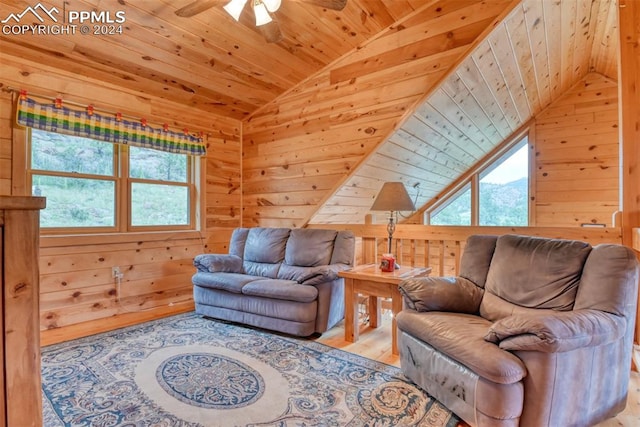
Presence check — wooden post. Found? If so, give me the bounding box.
[618,0,640,360]
[362,214,376,264]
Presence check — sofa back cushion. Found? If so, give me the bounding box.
[229,228,250,258]
[331,230,355,266]
[459,235,498,288]
[284,229,337,267]
[576,244,640,316]
[480,234,592,321]
[243,227,290,278]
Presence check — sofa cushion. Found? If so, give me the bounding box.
[331,230,356,265]
[285,229,337,267]
[459,235,498,288]
[229,228,250,257]
[483,235,592,316]
[244,227,290,264]
[576,244,640,315]
[396,310,527,385]
[399,276,483,314]
[241,279,318,303]
[243,228,291,278]
[192,272,264,294]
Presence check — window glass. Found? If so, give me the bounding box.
[32,175,115,227]
[29,129,195,232]
[129,146,187,183]
[431,186,471,225]
[479,141,528,226]
[31,129,113,175]
[131,183,189,226]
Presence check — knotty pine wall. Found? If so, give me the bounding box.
[0,91,11,194]
[242,0,514,228]
[0,52,241,332]
[533,73,619,227]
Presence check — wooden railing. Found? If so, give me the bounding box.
[308,224,623,277]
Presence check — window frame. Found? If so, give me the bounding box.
[425,127,532,226]
[27,128,200,234]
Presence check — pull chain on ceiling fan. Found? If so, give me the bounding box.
[175,0,347,43]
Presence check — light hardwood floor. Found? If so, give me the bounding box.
[315,316,640,427]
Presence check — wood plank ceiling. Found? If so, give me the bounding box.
[0,0,425,120]
[0,0,619,226]
[310,0,619,224]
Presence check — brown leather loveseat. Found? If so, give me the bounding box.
[397,234,639,426]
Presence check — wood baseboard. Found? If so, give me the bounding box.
[40,301,195,347]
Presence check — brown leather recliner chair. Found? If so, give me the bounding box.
[397,234,639,427]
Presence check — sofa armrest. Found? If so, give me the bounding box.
[278,263,351,286]
[194,254,243,273]
[300,263,352,285]
[398,276,483,314]
[484,309,626,353]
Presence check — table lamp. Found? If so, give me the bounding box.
[370,182,416,255]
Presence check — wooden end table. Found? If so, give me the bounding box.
[338,264,431,355]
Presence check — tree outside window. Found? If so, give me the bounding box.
[29,129,196,232]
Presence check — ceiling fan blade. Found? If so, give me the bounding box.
[260,20,283,43]
[175,0,223,17]
[301,0,347,11]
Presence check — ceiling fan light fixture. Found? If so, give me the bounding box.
[262,0,281,12]
[223,0,248,21]
[253,0,272,26]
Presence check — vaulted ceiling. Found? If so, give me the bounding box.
[0,0,619,226]
[310,0,619,224]
[0,0,428,119]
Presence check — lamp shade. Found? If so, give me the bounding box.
[254,0,273,25]
[224,0,248,21]
[371,182,416,212]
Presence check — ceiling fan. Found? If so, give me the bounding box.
[175,0,348,43]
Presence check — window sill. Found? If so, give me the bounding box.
[40,229,205,248]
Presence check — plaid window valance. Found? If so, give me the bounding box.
[17,97,206,156]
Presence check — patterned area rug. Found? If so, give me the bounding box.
[41,312,461,426]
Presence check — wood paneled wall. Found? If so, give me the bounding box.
[242,0,515,228]
[0,91,11,195]
[0,52,241,332]
[533,73,619,227]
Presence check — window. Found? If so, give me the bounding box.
[427,134,529,226]
[430,185,471,225]
[129,146,190,227]
[29,129,197,232]
[479,141,528,226]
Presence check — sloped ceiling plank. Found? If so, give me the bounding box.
[590,0,619,79]
[414,103,487,160]
[542,0,563,98]
[378,139,466,180]
[524,0,553,107]
[455,57,514,138]
[488,27,532,122]
[504,5,543,114]
[423,91,498,155]
[471,42,522,131]
[440,73,506,143]
[559,0,579,94]
[244,0,515,227]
